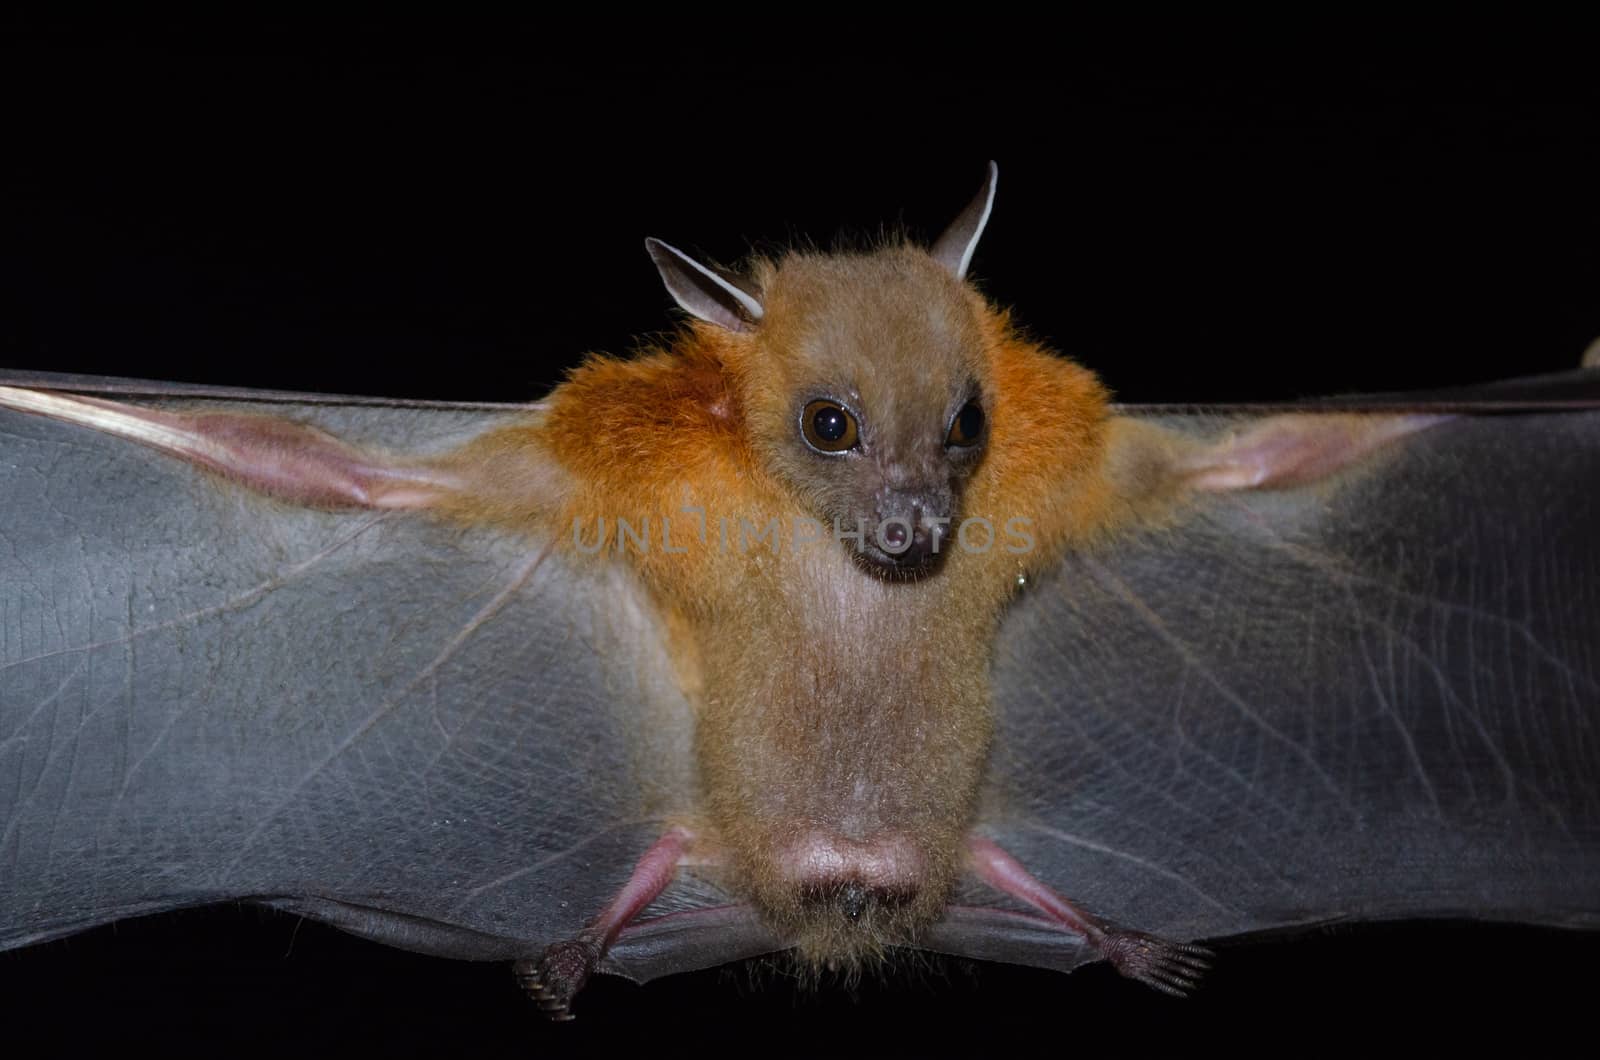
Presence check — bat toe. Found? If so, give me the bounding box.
[513,939,601,1021]
[1100,930,1214,998]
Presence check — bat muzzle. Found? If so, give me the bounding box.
[858,497,952,577]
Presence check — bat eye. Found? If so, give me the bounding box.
[802,400,859,454]
[947,400,984,448]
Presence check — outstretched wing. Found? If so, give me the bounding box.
[945,378,1600,971]
[0,377,764,978]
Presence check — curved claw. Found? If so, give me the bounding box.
[1100,930,1215,998]
[512,939,602,1022]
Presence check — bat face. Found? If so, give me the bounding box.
[739,246,994,577]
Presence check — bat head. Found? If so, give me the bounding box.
[646,163,1001,579]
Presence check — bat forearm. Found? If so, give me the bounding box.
[0,385,466,509]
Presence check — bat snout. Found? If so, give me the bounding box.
[858,489,953,576]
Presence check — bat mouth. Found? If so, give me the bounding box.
[853,542,944,580]
[853,520,951,578]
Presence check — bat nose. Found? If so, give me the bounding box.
[879,518,911,552]
[873,495,950,567]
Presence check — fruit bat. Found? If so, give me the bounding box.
[1,164,1597,1020]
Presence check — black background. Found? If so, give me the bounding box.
[2,15,1596,1053]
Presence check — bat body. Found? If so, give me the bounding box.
[2,167,1597,1019]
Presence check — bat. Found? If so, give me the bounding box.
[2,164,1597,1028]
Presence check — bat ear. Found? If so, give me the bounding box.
[931,160,998,280]
[645,237,764,333]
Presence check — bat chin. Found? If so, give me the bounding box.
[851,544,945,581]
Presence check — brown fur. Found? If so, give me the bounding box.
[435,241,1120,969]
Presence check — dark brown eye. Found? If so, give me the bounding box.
[947,400,984,448]
[801,400,859,453]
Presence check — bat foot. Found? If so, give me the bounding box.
[513,938,602,1021]
[1099,929,1213,998]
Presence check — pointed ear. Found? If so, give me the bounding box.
[645,237,764,333]
[931,161,998,280]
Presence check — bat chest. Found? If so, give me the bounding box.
[691,547,996,850]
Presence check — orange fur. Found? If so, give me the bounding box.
[959,305,1118,583]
